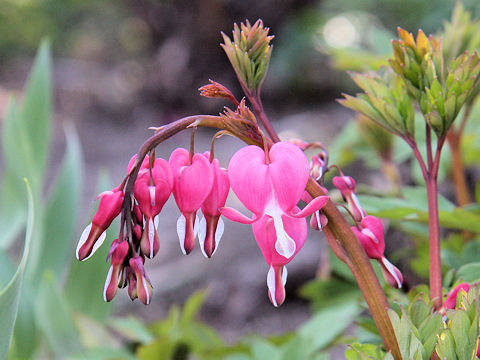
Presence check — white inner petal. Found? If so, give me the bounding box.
[142,278,150,305]
[193,213,200,237]
[148,217,155,258]
[76,223,92,260]
[197,216,207,258]
[176,214,186,255]
[315,211,322,230]
[266,265,277,307]
[149,185,156,207]
[212,217,225,256]
[382,257,402,288]
[103,265,114,302]
[272,213,296,259]
[282,266,288,286]
[361,228,379,244]
[154,215,159,229]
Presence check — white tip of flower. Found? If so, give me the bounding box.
[154,215,159,229]
[76,223,106,261]
[103,265,114,302]
[282,266,288,286]
[198,216,208,258]
[149,185,156,207]
[76,223,92,260]
[176,214,187,255]
[315,211,322,230]
[381,257,402,289]
[143,278,151,305]
[213,217,224,257]
[267,266,277,307]
[148,217,155,258]
[193,214,200,237]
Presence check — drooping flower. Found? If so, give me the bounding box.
[76,187,124,261]
[103,239,129,302]
[332,175,366,222]
[169,148,214,254]
[198,153,230,258]
[351,216,403,288]
[134,158,173,258]
[222,142,329,259]
[129,256,153,305]
[252,213,307,307]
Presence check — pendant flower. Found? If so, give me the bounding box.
[198,153,230,258]
[222,141,329,259]
[351,216,403,288]
[253,212,307,307]
[169,148,214,254]
[76,187,124,261]
[134,158,174,258]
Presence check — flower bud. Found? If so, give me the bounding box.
[76,188,124,261]
[129,256,153,305]
[103,239,129,302]
[443,282,470,310]
[333,175,366,221]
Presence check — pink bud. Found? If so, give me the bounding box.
[133,205,143,224]
[103,239,129,302]
[76,188,124,261]
[332,175,366,221]
[198,154,230,258]
[127,154,150,174]
[169,148,214,255]
[129,256,153,305]
[443,283,470,310]
[351,216,385,260]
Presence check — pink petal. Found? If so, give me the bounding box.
[201,159,230,217]
[170,150,214,212]
[252,213,307,266]
[221,207,258,224]
[228,145,271,215]
[290,196,329,218]
[269,142,309,212]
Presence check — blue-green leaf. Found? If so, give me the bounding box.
[0,180,34,359]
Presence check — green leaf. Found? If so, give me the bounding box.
[298,300,360,351]
[180,289,208,326]
[0,180,34,359]
[250,339,281,360]
[35,270,83,357]
[456,262,480,283]
[108,317,154,344]
[36,124,83,279]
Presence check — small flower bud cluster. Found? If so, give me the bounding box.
[333,174,404,288]
[76,150,229,305]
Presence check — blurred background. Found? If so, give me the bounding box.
[3,0,480,355]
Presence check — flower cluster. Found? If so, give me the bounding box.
[76,140,330,307]
[333,174,404,288]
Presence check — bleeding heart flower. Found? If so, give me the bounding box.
[332,175,366,222]
[134,158,173,258]
[222,142,329,259]
[198,153,230,258]
[76,187,124,261]
[352,216,403,288]
[252,213,307,307]
[103,239,129,302]
[169,148,214,254]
